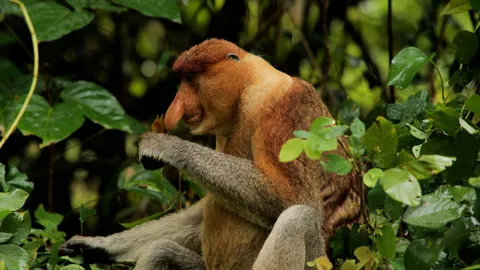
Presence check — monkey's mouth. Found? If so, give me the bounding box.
[183,114,202,126]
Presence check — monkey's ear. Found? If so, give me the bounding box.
[226,53,240,62]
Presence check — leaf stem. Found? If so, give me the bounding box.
[430,60,445,103]
[0,0,39,149]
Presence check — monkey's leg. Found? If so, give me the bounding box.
[252,205,326,270]
[134,239,206,270]
[58,199,204,264]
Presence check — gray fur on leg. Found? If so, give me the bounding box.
[252,205,326,270]
[134,239,206,270]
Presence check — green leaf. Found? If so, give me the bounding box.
[293,130,310,139]
[324,125,349,139]
[405,238,444,270]
[403,187,464,229]
[441,0,472,15]
[376,223,396,260]
[365,116,398,169]
[408,124,428,140]
[0,244,30,270]
[348,135,365,157]
[22,239,43,259]
[338,99,360,124]
[458,119,476,135]
[66,0,127,12]
[310,117,335,134]
[387,90,429,124]
[0,232,13,243]
[279,138,305,162]
[386,47,429,89]
[60,81,131,132]
[471,0,480,10]
[384,196,404,221]
[466,94,480,114]
[34,204,63,230]
[363,168,384,188]
[427,105,460,136]
[380,168,421,206]
[4,94,85,148]
[469,176,480,188]
[350,118,365,137]
[304,145,322,160]
[449,185,476,203]
[321,154,353,175]
[59,265,86,270]
[5,164,33,193]
[453,30,479,64]
[0,189,29,212]
[0,211,31,245]
[307,132,337,152]
[27,2,94,42]
[111,0,182,22]
[79,204,96,224]
[0,163,7,192]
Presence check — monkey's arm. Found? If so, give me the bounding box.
[58,199,204,263]
[139,132,289,227]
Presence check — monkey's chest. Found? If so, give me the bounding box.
[201,195,269,270]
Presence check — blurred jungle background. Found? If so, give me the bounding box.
[1,0,480,269]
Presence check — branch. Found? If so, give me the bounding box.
[0,0,39,149]
[243,5,288,51]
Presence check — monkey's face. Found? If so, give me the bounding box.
[164,41,251,135]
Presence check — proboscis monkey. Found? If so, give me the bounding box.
[59,39,362,270]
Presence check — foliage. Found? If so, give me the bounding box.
[1,0,480,269]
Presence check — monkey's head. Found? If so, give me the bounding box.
[164,39,252,135]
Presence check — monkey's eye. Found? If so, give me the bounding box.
[226,53,240,62]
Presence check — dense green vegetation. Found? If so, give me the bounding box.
[1,0,480,269]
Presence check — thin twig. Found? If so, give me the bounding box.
[0,0,39,149]
[388,0,395,103]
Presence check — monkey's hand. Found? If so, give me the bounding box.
[138,132,171,163]
[58,236,115,264]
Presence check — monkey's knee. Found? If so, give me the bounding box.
[135,239,205,270]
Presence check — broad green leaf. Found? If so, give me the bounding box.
[350,118,365,137]
[293,130,310,139]
[340,260,356,270]
[22,239,43,259]
[384,196,404,221]
[307,132,337,152]
[348,135,365,157]
[66,0,127,12]
[27,2,94,42]
[387,91,429,124]
[60,81,131,132]
[380,168,421,206]
[386,47,429,89]
[0,211,31,245]
[304,145,322,160]
[449,185,476,203]
[441,0,472,15]
[279,138,305,162]
[0,0,40,15]
[466,94,480,114]
[59,265,86,270]
[111,0,182,22]
[365,116,398,168]
[407,124,427,140]
[4,94,85,148]
[0,244,29,270]
[348,223,369,252]
[5,165,33,193]
[79,204,96,224]
[321,154,353,175]
[0,189,29,212]
[469,176,480,188]
[363,168,384,188]
[405,238,444,270]
[427,106,460,136]
[338,99,360,124]
[459,118,478,134]
[0,232,13,243]
[376,223,396,260]
[34,204,63,230]
[403,187,464,229]
[453,31,479,64]
[324,125,349,139]
[471,0,480,10]
[310,117,335,134]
